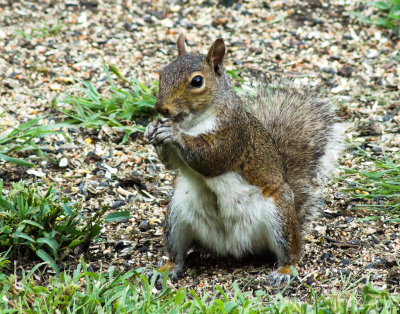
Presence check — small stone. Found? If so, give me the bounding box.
[383,240,391,246]
[169,4,181,12]
[341,258,350,265]
[320,67,336,75]
[184,22,194,30]
[110,200,125,209]
[144,16,154,24]
[161,19,174,28]
[138,244,149,252]
[338,65,354,78]
[250,47,262,55]
[139,220,149,231]
[344,217,354,223]
[348,239,361,246]
[114,241,125,251]
[59,157,68,168]
[311,19,323,26]
[366,50,379,59]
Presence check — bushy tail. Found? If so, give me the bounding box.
[244,81,344,225]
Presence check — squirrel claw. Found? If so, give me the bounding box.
[265,271,291,287]
[149,125,174,146]
[144,121,157,140]
[168,269,180,282]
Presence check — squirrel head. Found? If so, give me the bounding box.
[155,35,229,123]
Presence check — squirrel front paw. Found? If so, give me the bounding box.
[144,120,158,140]
[145,120,174,146]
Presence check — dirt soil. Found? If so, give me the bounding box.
[0,0,399,299]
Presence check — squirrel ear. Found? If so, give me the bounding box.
[206,38,225,75]
[177,34,187,56]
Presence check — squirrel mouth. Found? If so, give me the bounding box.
[171,112,188,123]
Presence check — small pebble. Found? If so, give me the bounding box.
[139,220,149,231]
[344,217,354,223]
[110,200,126,209]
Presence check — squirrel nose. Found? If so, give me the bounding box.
[155,102,170,116]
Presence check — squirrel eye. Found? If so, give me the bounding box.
[190,75,203,88]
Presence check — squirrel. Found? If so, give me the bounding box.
[144,34,343,286]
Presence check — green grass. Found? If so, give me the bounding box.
[352,0,400,35]
[0,258,398,312]
[58,65,158,144]
[0,181,130,274]
[0,115,68,167]
[339,147,400,222]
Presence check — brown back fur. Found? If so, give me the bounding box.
[244,82,343,224]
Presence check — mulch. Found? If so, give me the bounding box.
[0,0,398,299]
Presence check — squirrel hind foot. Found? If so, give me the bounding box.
[143,260,182,288]
[265,266,293,287]
[142,269,179,288]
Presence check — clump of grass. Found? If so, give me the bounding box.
[0,181,130,274]
[339,147,399,221]
[0,259,399,312]
[352,1,400,35]
[58,65,157,144]
[0,115,67,167]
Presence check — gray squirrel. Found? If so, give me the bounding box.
[145,34,343,286]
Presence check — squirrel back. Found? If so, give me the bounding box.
[244,82,344,224]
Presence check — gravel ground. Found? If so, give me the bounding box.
[0,0,399,299]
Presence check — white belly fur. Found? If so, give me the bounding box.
[170,171,282,259]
